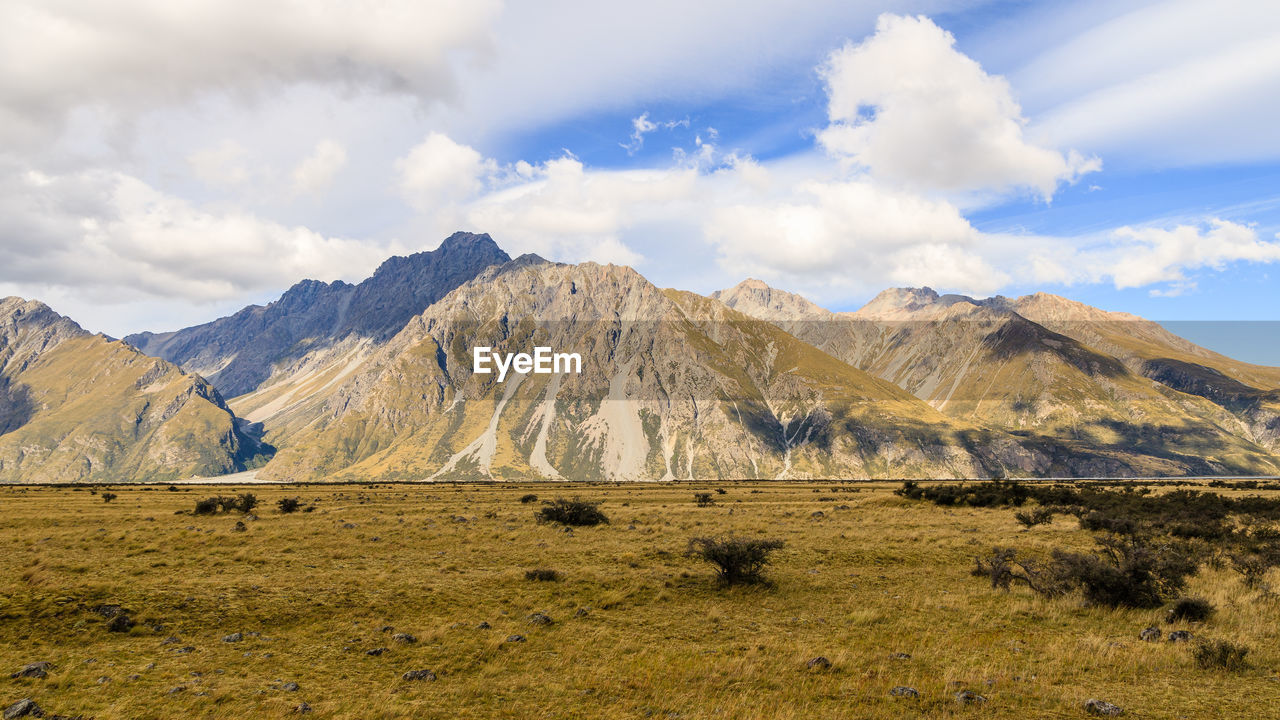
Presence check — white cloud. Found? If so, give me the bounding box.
[0,0,502,149]
[705,174,1009,296]
[187,139,254,188]
[817,13,1098,200]
[620,112,690,154]
[1010,0,1280,165]
[291,139,347,196]
[395,132,494,210]
[0,162,393,305]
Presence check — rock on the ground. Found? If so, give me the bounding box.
[4,699,42,719]
[1168,631,1193,643]
[955,690,987,704]
[889,686,920,698]
[222,633,244,643]
[392,633,417,644]
[527,613,553,626]
[10,663,52,680]
[1084,698,1124,716]
[806,657,832,670]
[506,634,526,643]
[1139,627,1161,642]
[282,682,299,692]
[402,669,437,681]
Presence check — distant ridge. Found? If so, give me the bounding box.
[126,232,510,397]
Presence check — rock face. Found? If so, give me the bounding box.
[715,281,1280,477]
[258,256,1035,482]
[126,232,510,398]
[0,297,266,483]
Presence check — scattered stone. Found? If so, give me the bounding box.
[806,656,832,670]
[477,622,491,630]
[161,637,180,645]
[889,686,920,699]
[392,633,417,644]
[294,702,312,714]
[889,652,912,660]
[1168,631,1194,643]
[11,662,52,679]
[282,682,300,692]
[810,511,825,519]
[127,675,141,681]
[172,646,195,654]
[1084,699,1124,716]
[380,625,394,633]
[954,690,987,705]
[402,669,437,682]
[342,523,356,529]
[106,614,135,633]
[222,633,244,643]
[232,521,246,533]
[1139,627,1161,642]
[166,685,187,695]
[90,604,125,619]
[574,608,590,618]
[3,699,42,719]
[96,676,110,684]
[365,648,387,656]
[527,613,553,626]
[506,634,526,643]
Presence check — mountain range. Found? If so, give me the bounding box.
[3,232,1278,482]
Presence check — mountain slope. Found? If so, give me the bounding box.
[126,231,510,398]
[715,282,1280,476]
[0,297,266,483]
[256,259,1048,482]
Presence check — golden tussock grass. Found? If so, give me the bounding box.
[0,481,1276,719]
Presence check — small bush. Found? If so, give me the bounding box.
[193,494,256,515]
[524,569,560,582]
[1192,639,1249,671]
[194,497,221,515]
[1167,596,1214,624]
[689,536,784,585]
[101,492,117,503]
[1014,508,1053,528]
[519,494,539,504]
[537,498,609,527]
[277,497,302,514]
[236,493,258,513]
[715,488,727,495]
[694,492,715,507]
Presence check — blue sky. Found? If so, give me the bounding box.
[0,0,1278,359]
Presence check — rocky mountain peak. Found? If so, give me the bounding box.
[711,279,832,321]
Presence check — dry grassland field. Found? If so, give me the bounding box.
[3,481,1279,720]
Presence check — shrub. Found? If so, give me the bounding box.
[715,488,727,495]
[525,569,560,582]
[277,497,302,514]
[194,497,221,515]
[1014,508,1053,528]
[1192,639,1249,671]
[688,536,784,585]
[1167,596,1214,623]
[101,492,117,503]
[694,492,715,507]
[519,493,539,504]
[536,498,609,527]
[236,493,258,513]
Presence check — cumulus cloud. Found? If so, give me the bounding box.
[705,174,1009,296]
[817,14,1099,200]
[0,0,502,149]
[0,162,392,304]
[1022,220,1280,294]
[291,139,347,196]
[396,132,494,210]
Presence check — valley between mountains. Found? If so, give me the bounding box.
[3,232,1279,483]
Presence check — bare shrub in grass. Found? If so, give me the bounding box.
[536,498,608,527]
[688,536,784,585]
[694,492,714,507]
[525,569,560,582]
[1167,596,1214,624]
[101,492,117,503]
[1014,507,1053,529]
[1192,639,1249,671]
[277,497,302,514]
[519,494,539,504]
